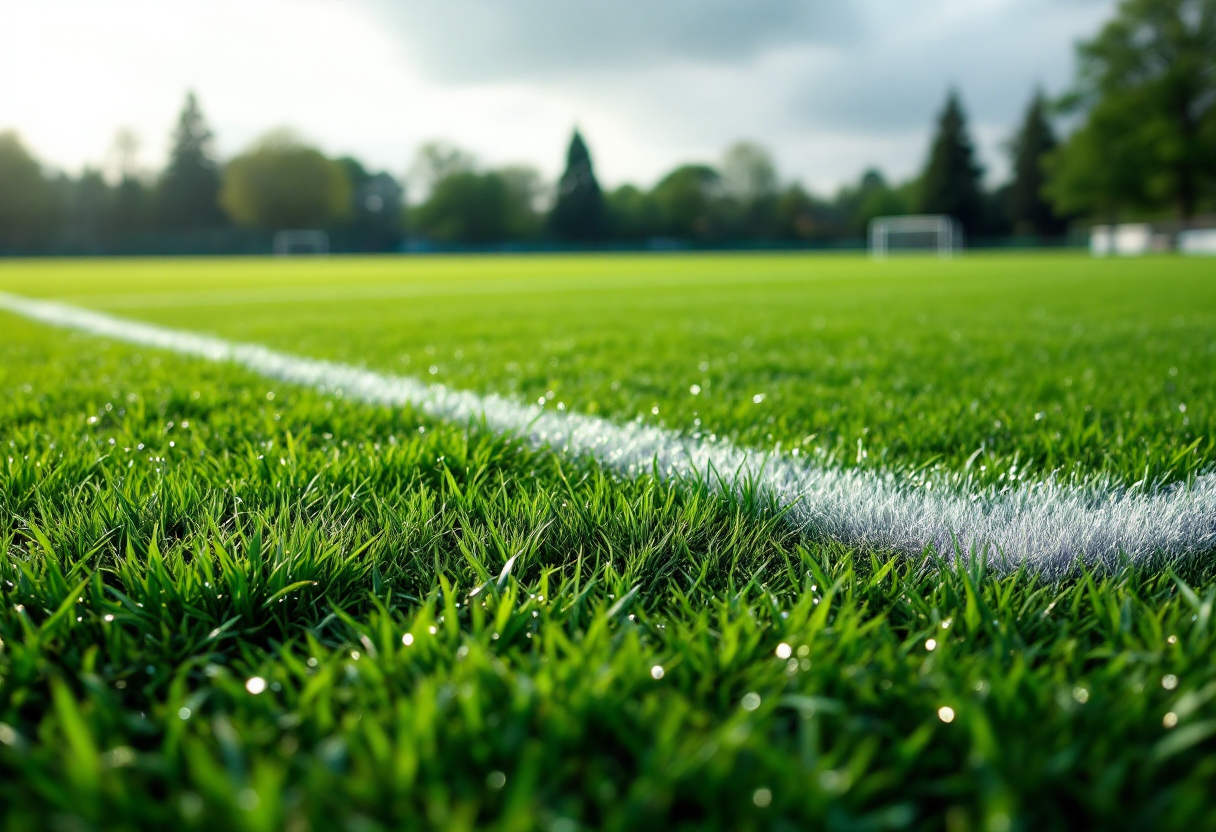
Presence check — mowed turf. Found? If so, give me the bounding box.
[1,253,1215,831]
[9,252,1214,485]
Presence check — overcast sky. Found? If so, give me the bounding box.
[0,0,1116,195]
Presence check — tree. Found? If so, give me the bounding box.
[105,129,142,183]
[337,156,405,248]
[720,142,777,204]
[337,156,372,195]
[856,187,911,237]
[65,168,113,247]
[652,164,722,240]
[408,141,476,203]
[220,131,351,230]
[720,142,779,238]
[157,92,224,229]
[982,183,1015,238]
[105,130,152,239]
[606,185,662,240]
[1043,105,1151,221]
[413,170,509,244]
[774,185,823,240]
[410,161,544,246]
[549,130,604,241]
[498,165,546,240]
[0,131,57,248]
[110,175,151,240]
[1045,0,1216,220]
[1008,92,1066,236]
[835,169,913,237]
[919,91,985,237]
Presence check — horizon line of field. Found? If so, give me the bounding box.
[1,290,1212,575]
[25,249,1096,310]
[54,263,859,310]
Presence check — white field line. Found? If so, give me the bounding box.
[2,291,1213,575]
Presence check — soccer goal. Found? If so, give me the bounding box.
[273,229,330,256]
[868,215,962,258]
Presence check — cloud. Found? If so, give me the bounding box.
[365,0,1117,187]
[789,0,1115,133]
[0,0,1119,192]
[368,0,862,81]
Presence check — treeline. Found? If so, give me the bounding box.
[0,95,405,254]
[0,91,1067,253]
[0,0,1211,254]
[0,89,1060,252]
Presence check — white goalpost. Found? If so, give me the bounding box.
[868,215,962,258]
[273,229,330,256]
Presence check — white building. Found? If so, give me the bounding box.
[1091,221,1216,256]
[1178,228,1216,256]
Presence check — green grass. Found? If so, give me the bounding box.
[2,253,1215,830]
[6,252,1215,484]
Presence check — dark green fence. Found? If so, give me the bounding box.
[1,231,1086,258]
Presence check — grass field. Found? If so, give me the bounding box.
[2,253,1215,830]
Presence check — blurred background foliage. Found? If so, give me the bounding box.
[220,130,352,232]
[0,0,1212,255]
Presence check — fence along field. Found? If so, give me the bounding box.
[1,252,1215,830]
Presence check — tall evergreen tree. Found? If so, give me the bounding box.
[919,91,985,237]
[157,92,223,229]
[549,130,604,241]
[1009,91,1065,236]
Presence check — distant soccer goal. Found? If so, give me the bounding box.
[868,215,962,258]
[273,229,329,256]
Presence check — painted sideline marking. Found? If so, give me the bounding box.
[2,291,1212,574]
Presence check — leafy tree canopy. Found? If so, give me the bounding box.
[653,164,722,239]
[337,156,405,242]
[720,142,777,206]
[498,165,546,241]
[606,185,662,241]
[408,141,476,203]
[414,166,543,245]
[774,185,822,240]
[219,130,351,230]
[719,142,779,239]
[1046,0,1216,219]
[834,169,916,237]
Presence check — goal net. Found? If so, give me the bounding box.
[273,229,330,256]
[868,215,962,258]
